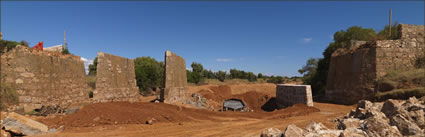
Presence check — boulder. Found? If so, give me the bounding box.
[1,112,48,136]
[305,122,328,133]
[389,114,424,136]
[361,113,402,137]
[260,128,282,137]
[339,128,368,137]
[282,124,304,137]
[316,130,342,137]
[381,99,403,117]
[338,118,361,130]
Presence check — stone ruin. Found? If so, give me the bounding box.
[161,51,188,104]
[93,52,139,102]
[0,46,89,113]
[326,24,425,104]
[276,84,313,108]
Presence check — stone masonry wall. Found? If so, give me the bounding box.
[276,84,313,108]
[326,24,425,104]
[0,46,88,112]
[94,52,139,102]
[161,51,188,103]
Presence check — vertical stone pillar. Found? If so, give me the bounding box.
[161,51,188,104]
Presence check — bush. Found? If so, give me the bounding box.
[0,40,20,53]
[62,48,70,54]
[134,57,164,94]
[88,57,98,76]
[86,75,96,89]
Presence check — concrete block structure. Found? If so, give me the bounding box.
[276,84,313,108]
[161,50,188,103]
[94,52,139,102]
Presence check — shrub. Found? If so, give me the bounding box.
[134,57,164,94]
[62,48,70,54]
[88,57,98,76]
[0,40,20,53]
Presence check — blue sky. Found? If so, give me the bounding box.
[1,1,424,76]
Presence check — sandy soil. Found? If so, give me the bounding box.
[31,102,352,137]
[7,83,354,137]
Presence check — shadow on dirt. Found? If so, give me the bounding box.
[261,97,278,112]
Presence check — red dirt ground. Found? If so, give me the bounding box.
[28,83,354,137]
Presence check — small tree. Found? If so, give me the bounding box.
[62,48,70,54]
[216,71,226,82]
[257,73,263,79]
[88,57,98,76]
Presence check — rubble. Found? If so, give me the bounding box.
[260,97,425,137]
[1,112,48,136]
[260,128,282,137]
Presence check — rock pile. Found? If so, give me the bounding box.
[260,97,425,137]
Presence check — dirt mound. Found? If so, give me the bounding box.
[232,91,269,111]
[39,102,213,128]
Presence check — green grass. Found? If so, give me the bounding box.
[377,68,425,92]
[375,87,425,101]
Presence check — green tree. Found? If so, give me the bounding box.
[247,72,257,82]
[257,73,263,79]
[88,57,98,76]
[377,22,400,40]
[134,57,164,94]
[216,71,227,82]
[189,62,204,84]
[306,26,378,95]
[298,58,319,85]
[62,48,70,54]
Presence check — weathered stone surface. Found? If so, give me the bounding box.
[276,84,313,108]
[283,124,304,137]
[306,122,328,132]
[1,112,48,136]
[260,128,282,137]
[339,128,368,137]
[326,24,425,104]
[0,46,89,111]
[161,51,188,104]
[338,118,361,130]
[94,52,139,102]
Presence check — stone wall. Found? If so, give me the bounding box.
[43,45,64,53]
[326,24,425,104]
[276,84,313,108]
[0,46,88,112]
[94,52,139,102]
[161,51,188,103]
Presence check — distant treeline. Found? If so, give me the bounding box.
[88,57,296,95]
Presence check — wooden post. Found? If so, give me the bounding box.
[389,8,392,37]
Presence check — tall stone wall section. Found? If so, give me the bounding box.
[94,52,139,102]
[161,51,188,103]
[276,84,313,108]
[326,24,425,104]
[0,46,88,112]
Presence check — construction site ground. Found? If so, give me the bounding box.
[21,83,353,137]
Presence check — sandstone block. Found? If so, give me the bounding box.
[276,84,313,108]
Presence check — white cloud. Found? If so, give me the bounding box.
[302,38,313,43]
[81,57,94,74]
[216,58,233,62]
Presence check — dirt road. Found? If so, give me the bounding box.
[34,102,353,137]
